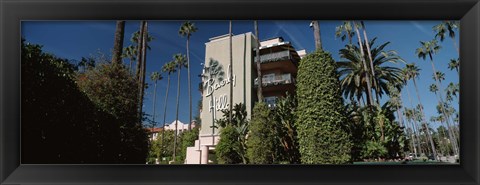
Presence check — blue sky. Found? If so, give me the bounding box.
[21,20,459,129]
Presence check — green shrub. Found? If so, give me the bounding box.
[246,102,279,164]
[295,49,352,164]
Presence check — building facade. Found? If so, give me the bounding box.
[185,33,303,164]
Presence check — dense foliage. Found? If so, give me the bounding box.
[295,49,352,164]
[22,40,148,163]
[246,102,279,164]
[215,103,249,164]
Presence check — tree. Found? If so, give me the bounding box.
[433,21,460,54]
[22,41,122,163]
[295,50,352,164]
[173,53,188,162]
[77,63,149,163]
[112,21,125,65]
[254,20,263,102]
[335,21,354,44]
[179,21,198,130]
[448,58,460,75]
[352,21,374,106]
[135,21,149,124]
[150,72,163,129]
[338,38,403,106]
[247,102,279,164]
[415,40,448,159]
[216,125,243,164]
[122,45,137,73]
[215,103,249,164]
[179,127,199,162]
[273,93,301,164]
[311,20,323,50]
[160,61,177,160]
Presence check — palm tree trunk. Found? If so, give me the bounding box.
[135,21,145,82]
[254,21,263,102]
[353,21,374,106]
[361,21,379,105]
[139,22,148,124]
[229,21,233,124]
[428,57,459,157]
[161,74,171,161]
[136,21,146,123]
[173,65,182,162]
[112,21,125,65]
[312,20,322,51]
[452,38,459,54]
[187,36,192,130]
[407,120,418,157]
[152,80,158,128]
[405,84,423,155]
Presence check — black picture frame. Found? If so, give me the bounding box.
[1,0,479,184]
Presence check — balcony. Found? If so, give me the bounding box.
[254,50,299,64]
[254,73,295,87]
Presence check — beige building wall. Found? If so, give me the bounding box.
[198,32,256,146]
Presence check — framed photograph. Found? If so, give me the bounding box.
[1,0,479,184]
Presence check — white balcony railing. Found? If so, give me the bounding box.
[254,73,295,87]
[254,50,291,64]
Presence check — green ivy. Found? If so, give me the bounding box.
[295,49,352,164]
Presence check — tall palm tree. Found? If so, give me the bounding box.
[415,40,449,160]
[150,72,163,129]
[429,84,438,94]
[448,58,460,75]
[173,53,187,162]
[433,21,460,54]
[338,38,403,105]
[254,20,263,102]
[352,21,374,106]
[446,82,459,102]
[160,61,176,160]
[402,64,426,155]
[136,21,148,124]
[311,20,322,50]
[335,21,354,44]
[404,108,421,156]
[112,20,125,65]
[179,21,198,130]
[433,71,445,82]
[360,21,380,105]
[122,45,137,73]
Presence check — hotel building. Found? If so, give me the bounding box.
[185,32,304,164]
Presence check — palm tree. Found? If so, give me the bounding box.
[352,21,374,106]
[360,21,380,105]
[173,53,187,162]
[416,40,451,160]
[310,20,322,50]
[122,45,137,73]
[429,84,438,94]
[136,21,148,124]
[433,71,445,82]
[446,82,459,102]
[448,58,460,75]
[254,20,263,102]
[112,20,125,65]
[160,61,176,161]
[338,38,403,105]
[404,108,421,156]
[150,72,163,129]
[179,21,198,130]
[335,21,354,44]
[402,64,427,155]
[433,21,460,54]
